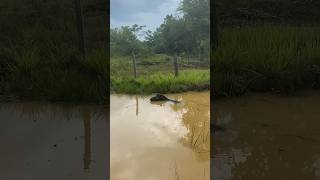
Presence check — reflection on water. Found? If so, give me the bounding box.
[0,103,108,180]
[82,109,91,171]
[110,91,210,180]
[212,91,320,179]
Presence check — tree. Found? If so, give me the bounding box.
[179,0,210,61]
[110,24,145,56]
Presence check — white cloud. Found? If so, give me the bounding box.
[111,0,181,32]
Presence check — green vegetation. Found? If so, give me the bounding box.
[110,54,209,94]
[212,0,320,97]
[3,0,318,99]
[110,0,210,94]
[215,0,320,25]
[0,48,108,102]
[112,69,209,94]
[0,0,108,102]
[213,25,320,97]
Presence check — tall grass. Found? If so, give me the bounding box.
[213,25,320,96]
[111,70,209,94]
[0,46,108,102]
[0,0,109,102]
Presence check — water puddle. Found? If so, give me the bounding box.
[0,103,108,179]
[110,91,210,180]
[213,91,320,179]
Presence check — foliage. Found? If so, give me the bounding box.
[110,24,146,56]
[212,25,320,97]
[110,0,210,94]
[0,0,108,102]
[215,0,320,25]
[111,69,209,94]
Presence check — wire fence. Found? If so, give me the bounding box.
[111,53,210,79]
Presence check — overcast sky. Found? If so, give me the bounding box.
[110,0,181,32]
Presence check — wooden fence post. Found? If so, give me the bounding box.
[74,0,86,56]
[131,50,137,78]
[173,54,179,77]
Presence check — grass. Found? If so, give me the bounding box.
[213,24,320,97]
[111,69,209,94]
[0,47,109,103]
[0,0,110,103]
[110,54,210,94]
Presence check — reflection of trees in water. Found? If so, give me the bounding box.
[81,108,91,172]
[135,96,139,116]
[0,102,76,122]
[179,103,210,155]
[0,103,108,173]
[168,161,208,180]
[161,95,210,157]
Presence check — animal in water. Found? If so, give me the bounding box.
[150,94,180,103]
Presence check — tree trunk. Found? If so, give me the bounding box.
[131,50,137,78]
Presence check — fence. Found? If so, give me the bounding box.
[122,53,210,78]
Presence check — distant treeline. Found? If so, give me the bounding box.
[216,0,320,25]
[110,0,210,61]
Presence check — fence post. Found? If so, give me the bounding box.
[74,0,86,56]
[173,53,179,77]
[131,50,137,78]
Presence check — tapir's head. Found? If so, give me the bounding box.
[156,94,166,99]
[150,94,167,101]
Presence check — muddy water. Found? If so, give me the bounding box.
[212,91,320,180]
[110,91,210,180]
[0,103,108,180]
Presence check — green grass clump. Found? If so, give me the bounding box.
[0,47,108,102]
[213,25,320,97]
[111,70,209,94]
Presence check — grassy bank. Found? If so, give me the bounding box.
[111,69,209,94]
[110,55,210,94]
[213,25,320,97]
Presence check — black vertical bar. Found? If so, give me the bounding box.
[75,0,86,56]
[105,0,110,179]
[211,0,218,49]
[210,0,217,179]
[211,0,218,127]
